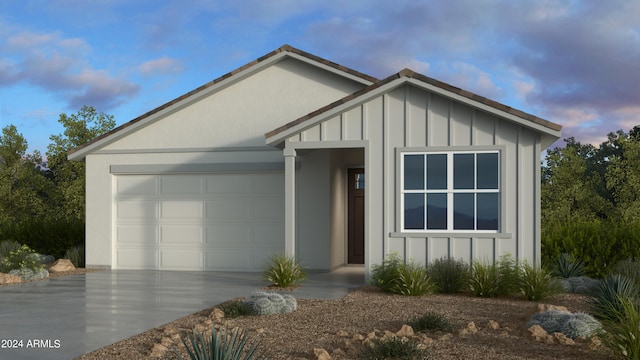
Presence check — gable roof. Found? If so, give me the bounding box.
[265,68,562,148]
[68,45,378,160]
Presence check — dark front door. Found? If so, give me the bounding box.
[348,168,365,264]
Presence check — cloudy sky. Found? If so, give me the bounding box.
[1,0,638,153]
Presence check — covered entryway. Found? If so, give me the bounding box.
[348,168,365,264]
[113,172,285,270]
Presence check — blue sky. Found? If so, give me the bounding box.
[1,0,639,154]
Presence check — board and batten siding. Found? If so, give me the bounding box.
[285,84,542,267]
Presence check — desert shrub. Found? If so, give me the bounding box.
[410,311,455,333]
[244,291,297,315]
[171,325,265,360]
[219,301,252,319]
[0,244,44,273]
[610,258,640,290]
[64,245,85,268]
[600,296,640,360]
[519,262,564,301]
[470,255,520,297]
[589,274,640,321]
[527,310,602,339]
[557,276,600,294]
[548,252,586,278]
[371,254,434,296]
[262,254,306,288]
[428,257,470,294]
[0,240,22,260]
[392,261,435,296]
[358,337,427,360]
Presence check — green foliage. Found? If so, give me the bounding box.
[64,245,85,268]
[548,252,586,278]
[244,291,297,315]
[527,310,602,339]
[0,239,21,259]
[519,262,564,301]
[610,258,640,290]
[410,311,456,333]
[0,218,84,258]
[262,254,306,288]
[470,255,520,298]
[218,301,252,319]
[171,325,265,360]
[47,106,116,222]
[371,254,435,296]
[542,219,640,278]
[428,257,471,294]
[358,337,428,360]
[600,296,640,360]
[0,244,44,273]
[589,274,640,321]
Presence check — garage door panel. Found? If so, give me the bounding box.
[206,199,251,220]
[253,246,284,267]
[205,224,251,246]
[116,176,158,195]
[160,249,203,270]
[161,201,203,219]
[254,198,284,219]
[252,173,284,194]
[206,175,251,194]
[161,176,204,195]
[205,249,252,270]
[117,200,157,219]
[117,225,157,245]
[161,225,203,246]
[116,248,158,269]
[253,224,284,245]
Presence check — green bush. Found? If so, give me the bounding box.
[371,254,435,296]
[610,258,640,290]
[410,311,456,333]
[548,252,586,278]
[557,276,599,294]
[171,325,265,360]
[542,220,640,278]
[519,262,564,301]
[358,337,427,360]
[262,254,306,288]
[428,257,470,294]
[0,219,84,258]
[600,296,640,360]
[470,255,520,297]
[589,274,640,321]
[218,301,252,319]
[0,244,44,273]
[64,245,85,268]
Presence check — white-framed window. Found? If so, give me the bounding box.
[401,150,500,232]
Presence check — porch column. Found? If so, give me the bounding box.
[284,147,296,257]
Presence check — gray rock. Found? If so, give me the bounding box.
[32,253,56,264]
[9,268,49,281]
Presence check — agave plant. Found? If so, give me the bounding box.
[589,274,640,321]
[548,252,586,278]
[172,325,265,360]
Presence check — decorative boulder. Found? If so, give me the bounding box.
[0,273,22,285]
[9,268,49,281]
[48,259,76,273]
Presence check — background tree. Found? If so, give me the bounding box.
[46,105,115,221]
[605,129,640,221]
[0,125,50,221]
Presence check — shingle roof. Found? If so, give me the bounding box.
[265,68,562,140]
[68,44,378,158]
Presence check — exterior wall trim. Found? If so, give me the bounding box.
[110,162,290,174]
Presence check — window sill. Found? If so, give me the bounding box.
[389,232,512,239]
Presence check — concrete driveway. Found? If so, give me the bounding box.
[0,268,364,360]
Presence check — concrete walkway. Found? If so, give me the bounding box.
[0,268,364,360]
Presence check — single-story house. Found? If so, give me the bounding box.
[69,45,561,276]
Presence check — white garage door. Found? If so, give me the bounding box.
[113,172,284,271]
